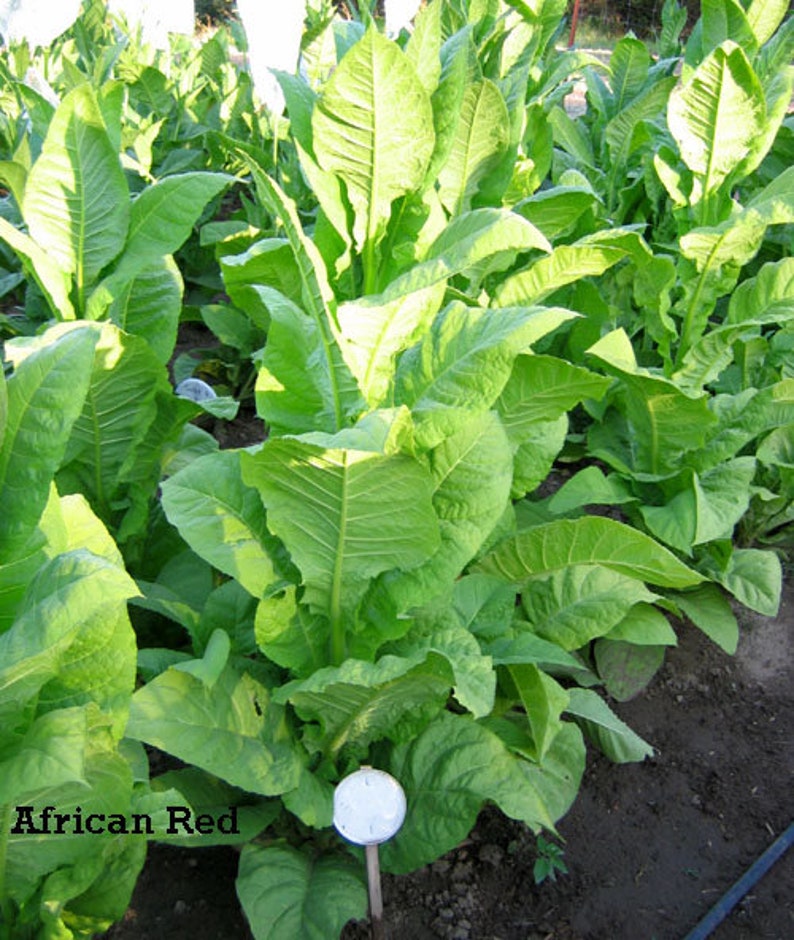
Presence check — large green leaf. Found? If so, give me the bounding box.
[388,609,497,718]
[0,550,139,724]
[0,216,76,320]
[382,411,513,612]
[0,707,88,806]
[161,451,279,599]
[520,565,659,651]
[241,439,440,652]
[587,329,716,475]
[0,328,96,558]
[337,283,446,408]
[492,232,630,307]
[12,322,184,541]
[22,84,129,293]
[275,652,452,757]
[126,663,302,797]
[382,712,553,873]
[246,165,365,432]
[509,663,569,761]
[437,78,510,215]
[103,255,183,365]
[256,286,364,435]
[477,516,704,589]
[566,688,653,763]
[668,41,765,204]
[107,171,232,284]
[312,25,434,281]
[395,302,577,447]
[496,354,610,444]
[236,844,367,940]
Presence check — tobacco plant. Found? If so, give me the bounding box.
[0,2,791,939]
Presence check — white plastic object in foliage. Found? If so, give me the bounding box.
[107,0,194,49]
[0,0,81,48]
[236,0,306,115]
[333,768,406,846]
[175,378,217,403]
[384,0,421,38]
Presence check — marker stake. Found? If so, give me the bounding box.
[333,767,406,940]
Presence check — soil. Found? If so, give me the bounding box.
[102,577,794,940]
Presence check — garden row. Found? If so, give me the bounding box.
[0,1,792,938]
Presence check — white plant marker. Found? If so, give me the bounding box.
[175,377,217,402]
[334,767,406,940]
[0,0,81,49]
[236,0,306,114]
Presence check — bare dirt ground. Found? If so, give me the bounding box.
[103,575,793,940]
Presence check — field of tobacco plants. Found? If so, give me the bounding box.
[1,0,792,938]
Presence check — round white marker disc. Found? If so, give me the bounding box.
[333,768,406,846]
[175,378,217,402]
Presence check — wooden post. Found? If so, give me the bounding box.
[568,0,581,47]
[366,843,385,940]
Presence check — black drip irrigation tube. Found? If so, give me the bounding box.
[683,821,794,940]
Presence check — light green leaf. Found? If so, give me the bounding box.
[276,653,452,757]
[477,516,704,589]
[566,688,653,763]
[517,722,586,823]
[127,664,302,797]
[588,328,716,475]
[241,439,440,626]
[486,630,582,670]
[606,603,677,646]
[312,25,434,268]
[25,322,183,542]
[520,565,659,651]
[438,78,510,216]
[745,0,790,46]
[337,283,445,409]
[0,707,88,805]
[711,547,781,616]
[452,573,516,641]
[395,303,577,447]
[236,844,367,940]
[102,255,183,364]
[23,84,129,290]
[382,712,553,873]
[727,257,794,325]
[668,41,765,202]
[511,415,568,499]
[161,451,278,599]
[390,612,496,718]
[509,663,569,761]
[492,232,630,307]
[0,550,139,723]
[496,354,610,444]
[255,589,329,677]
[674,584,738,653]
[548,466,636,515]
[220,238,303,324]
[383,411,513,612]
[255,286,364,435]
[0,216,76,320]
[172,629,231,689]
[109,171,232,283]
[697,380,794,470]
[0,327,96,558]
[608,36,652,114]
